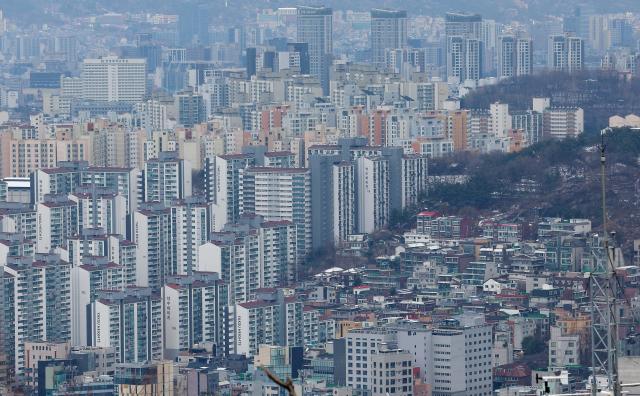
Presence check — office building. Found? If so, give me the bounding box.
[371,9,408,68]
[286,42,311,74]
[394,316,494,396]
[81,57,146,103]
[371,349,414,396]
[345,327,398,392]
[23,341,71,390]
[297,6,333,94]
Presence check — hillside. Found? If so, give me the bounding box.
[425,129,640,249]
[462,71,640,132]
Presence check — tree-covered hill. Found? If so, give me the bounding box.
[426,129,640,246]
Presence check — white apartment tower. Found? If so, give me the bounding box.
[355,157,390,234]
[36,195,79,253]
[69,186,128,237]
[169,197,211,276]
[332,161,356,244]
[490,102,512,138]
[240,167,311,259]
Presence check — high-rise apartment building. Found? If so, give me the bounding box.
[69,185,128,237]
[141,151,192,207]
[176,91,206,127]
[81,57,146,103]
[355,156,390,234]
[206,154,256,231]
[297,6,333,95]
[203,214,298,305]
[400,154,429,208]
[71,256,124,346]
[308,139,427,249]
[90,287,163,364]
[232,289,303,357]
[370,9,407,69]
[548,34,584,72]
[497,35,533,78]
[32,162,139,230]
[542,107,584,139]
[240,167,311,259]
[445,13,484,82]
[447,36,484,82]
[134,202,172,290]
[2,254,71,379]
[169,197,211,276]
[36,194,79,253]
[331,161,356,244]
[133,100,169,131]
[162,272,228,359]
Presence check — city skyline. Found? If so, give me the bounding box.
[0,2,640,396]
